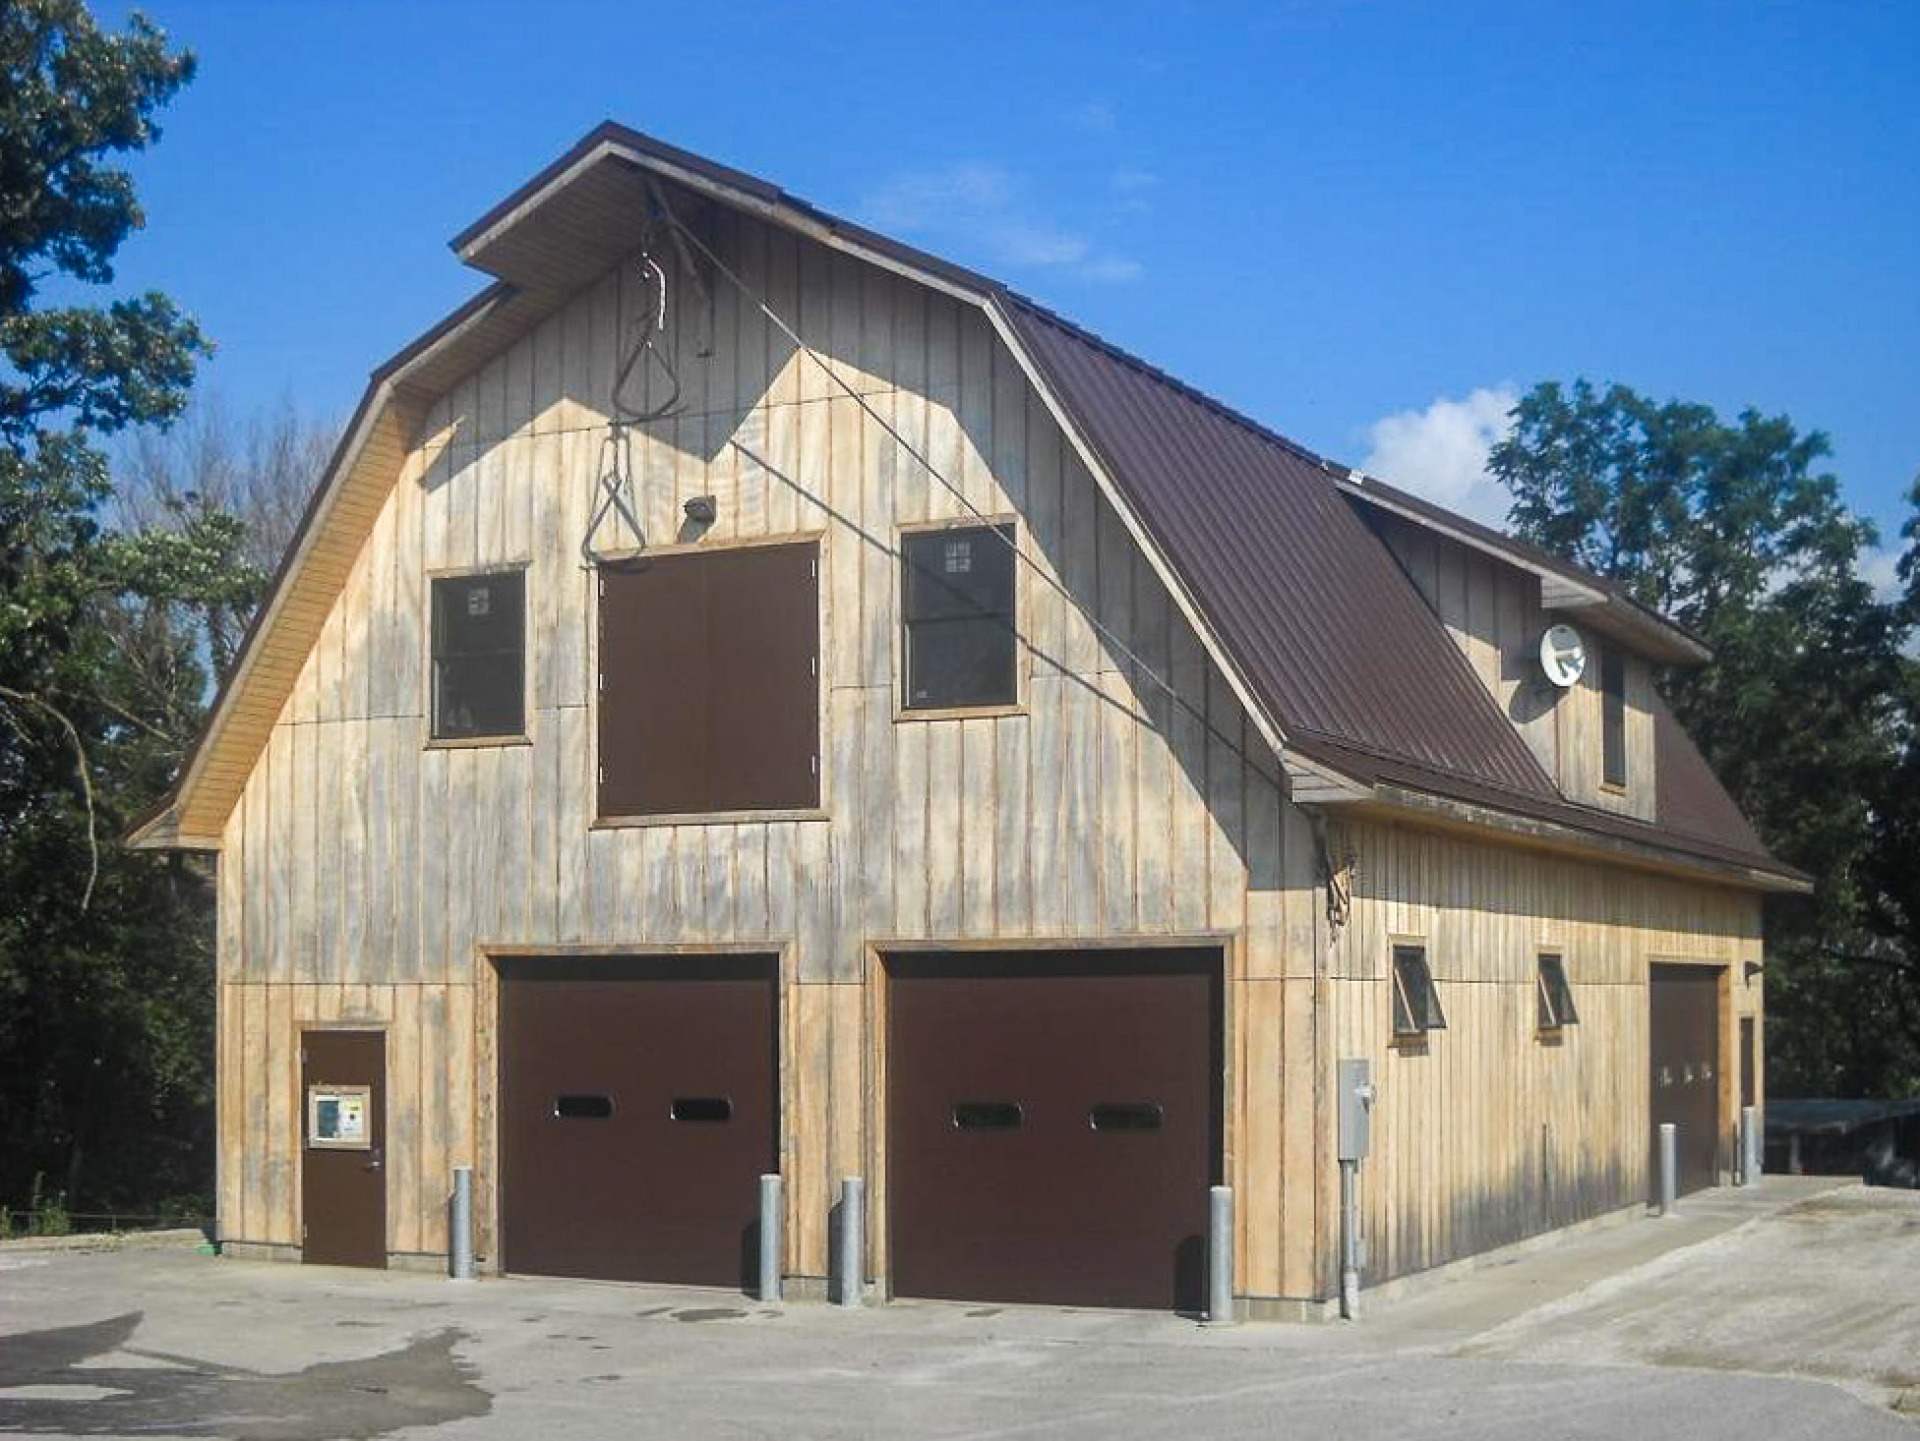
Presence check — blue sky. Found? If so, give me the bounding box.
[101,0,1919,580]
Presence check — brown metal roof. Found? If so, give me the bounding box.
[995,296,1800,887]
[1003,298,1562,799]
[134,121,1802,889]
[1651,693,1768,857]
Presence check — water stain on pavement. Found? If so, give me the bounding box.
[0,1311,491,1439]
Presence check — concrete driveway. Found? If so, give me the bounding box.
[1,1179,1915,1440]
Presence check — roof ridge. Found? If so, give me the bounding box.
[1001,289,1350,480]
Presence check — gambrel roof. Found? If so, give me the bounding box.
[131,123,1804,892]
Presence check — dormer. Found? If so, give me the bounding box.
[1341,474,1709,824]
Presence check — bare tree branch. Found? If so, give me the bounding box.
[0,685,100,911]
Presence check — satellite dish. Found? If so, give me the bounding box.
[1539,624,1587,689]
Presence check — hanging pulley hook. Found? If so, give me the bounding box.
[611,244,683,424]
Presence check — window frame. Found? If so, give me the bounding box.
[896,516,1025,721]
[1600,644,1627,790]
[426,563,531,748]
[1537,951,1580,1033]
[1390,941,1447,1040]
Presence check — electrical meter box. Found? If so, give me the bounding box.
[1337,1058,1374,1163]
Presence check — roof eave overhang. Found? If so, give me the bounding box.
[1343,782,1812,894]
[1338,475,1712,667]
[126,284,524,852]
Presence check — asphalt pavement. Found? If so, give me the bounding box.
[2,1176,1914,1440]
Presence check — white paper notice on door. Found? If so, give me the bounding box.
[307,1084,372,1149]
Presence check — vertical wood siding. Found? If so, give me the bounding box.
[215,209,1759,1303]
[216,209,1326,1300]
[1327,817,1763,1284]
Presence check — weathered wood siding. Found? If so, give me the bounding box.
[1327,816,1763,1284]
[1374,514,1657,820]
[216,208,1327,1299]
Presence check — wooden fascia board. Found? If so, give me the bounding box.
[607,147,988,305]
[1352,785,1813,895]
[453,138,625,270]
[1339,474,1606,604]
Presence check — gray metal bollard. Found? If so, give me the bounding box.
[450,1166,476,1281]
[1206,1185,1235,1325]
[1741,1106,1761,1186]
[835,1177,864,1308]
[1657,1123,1678,1217]
[758,1173,783,1304]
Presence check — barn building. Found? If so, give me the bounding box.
[132,126,1806,1317]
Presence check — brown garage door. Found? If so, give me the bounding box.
[888,949,1221,1312]
[1650,963,1722,1196]
[499,955,777,1287]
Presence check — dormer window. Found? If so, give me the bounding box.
[1601,646,1627,789]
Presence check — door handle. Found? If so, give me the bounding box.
[366,1148,384,1172]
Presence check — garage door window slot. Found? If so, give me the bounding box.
[1089,1102,1164,1133]
[671,1096,733,1123]
[952,1101,1023,1131]
[553,1094,614,1120]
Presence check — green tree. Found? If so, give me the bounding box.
[0,0,221,1219]
[1490,381,1920,1099]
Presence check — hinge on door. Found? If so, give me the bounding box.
[598,671,606,692]
[810,754,819,777]
[809,558,818,580]
[809,655,818,679]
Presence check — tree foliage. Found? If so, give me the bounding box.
[0,0,223,1218]
[1490,381,1920,1099]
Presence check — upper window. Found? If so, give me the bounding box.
[1391,944,1446,1039]
[598,542,819,818]
[1601,645,1627,788]
[902,523,1017,711]
[431,570,525,740]
[1537,952,1579,1031]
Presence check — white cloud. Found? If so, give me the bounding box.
[989,222,1090,268]
[1858,544,1906,602]
[1077,255,1145,283]
[1065,100,1118,133]
[858,161,1141,284]
[860,163,1016,232]
[1361,386,1520,528]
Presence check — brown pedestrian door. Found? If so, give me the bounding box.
[300,1030,387,1268]
[888,949,1221,1312]
[499,956,778,1287]
[1650,964,1722,1196]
